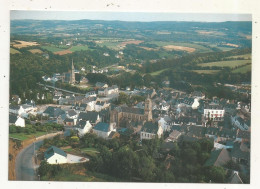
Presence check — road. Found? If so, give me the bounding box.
[15,140,43,181]
[37,82,84,95]
[15,132,63,181]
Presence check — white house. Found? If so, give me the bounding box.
[204,108,225,121]
[44,146,67,164]
[76,120,93,137]
[9,114,25,127]
[140,122,163,140]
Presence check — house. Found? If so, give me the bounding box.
[165,130,182,142]
[204,148,231,167]
[140,122,163,140]
[93,122,115,139]
[76,120,92,137]
[67,110,78,119]
[218,128,237,141]
[231,141,250,165]
[9,114,25,127]
[203,105,225,121]
[228,171,243,184]
[95,101,110,112]
[85,91,97,98]
[205,127,219,140]
[80,76,88,84]
[44,146,67,164]
[95,82,108,88]
[64,118,74,126]
[77,111,101,125]
[108,131,120,139]
[236,130,250,142]
[57,114,67,125]
[231,115,250,131]
[21,104,36,113]
[9,105,25,115]
[98,88,107,96]
[42,106,65,118]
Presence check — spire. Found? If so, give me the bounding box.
[72,59,74,70]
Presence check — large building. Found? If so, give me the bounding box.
[61,59,76,84]
[110,95,153,127]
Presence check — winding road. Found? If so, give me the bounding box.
[15,140,43,181]
[15,132,63,181]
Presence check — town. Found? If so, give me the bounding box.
[9,14,251,183]
[9,60,250,183]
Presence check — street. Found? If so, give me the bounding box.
[15,140,43,181]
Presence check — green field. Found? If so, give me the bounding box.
[41,46,65,52]
[232,64,251,73]
[149,41,212,53]
[10,48,21,54]
[100,41,121,50]
[70,45,89,52]
[192,70,220,74]
[227,53,251,60]
[150,69,168,76]
[198,60,251,68]
[9,131,47,141]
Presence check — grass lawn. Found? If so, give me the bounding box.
[192,70,220,74]
[9,131,47,141]
[10,48,21,54]
[41,45,65,52]
[232,64,251,73]
[150,68,168,76]
[80,147,99,157]
[198,60,251,68]
[70,45,90,52]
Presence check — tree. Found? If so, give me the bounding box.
[207,166,226,183]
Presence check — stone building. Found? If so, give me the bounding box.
[110,95,153,127]
[61,59,76,84]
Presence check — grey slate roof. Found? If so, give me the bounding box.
[9,104,20,110]
[118,106,144,115]
[43,106,65,117]
[204,148,231,167]
[78,111,99,123]
[68,110,77,117]
[228,172,243,184]
[9,114,18,124]
[44,146,67,159]
[141,122,159,134]
[94,122,110,132]
[76,120,87,129]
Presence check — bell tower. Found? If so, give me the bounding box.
[70,59,75,84]
[144,95,153,121]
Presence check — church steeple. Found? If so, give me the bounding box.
[70,59,75,84]
[144,94,153,121]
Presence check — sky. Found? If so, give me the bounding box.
[10,11,252,22]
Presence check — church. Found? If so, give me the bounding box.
[110,95,153,128]
[61,59,76,84]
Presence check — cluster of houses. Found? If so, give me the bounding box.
[9,84,251,182]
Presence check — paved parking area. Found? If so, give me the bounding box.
[67,154,89,164]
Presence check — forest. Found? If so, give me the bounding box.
[37,132,237,183]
